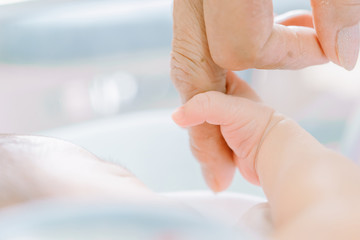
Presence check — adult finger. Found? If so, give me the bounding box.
[171,0,235,192]
[203,0,328,70]
[171,0,226,101]
[188,124,235,192]
[311,0,360,70]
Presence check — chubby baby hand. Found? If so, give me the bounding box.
[172,72,277,186]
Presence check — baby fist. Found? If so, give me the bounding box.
[172,78,275,185]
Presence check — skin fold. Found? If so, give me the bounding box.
[171,0,328,192]
[172,72,274,185]
[171,0,360,192]
[172,75,360,239]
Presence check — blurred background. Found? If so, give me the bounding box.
[0,0,359,195]
[0,0,175,132]
[0,0,315,133]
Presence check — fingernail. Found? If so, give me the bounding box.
[337,23,360,71]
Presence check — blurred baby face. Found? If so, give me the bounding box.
[0,135,155,208]
[0,135,263,239]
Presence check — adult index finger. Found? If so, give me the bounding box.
[171,0,236,191]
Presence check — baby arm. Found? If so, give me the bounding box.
[172,76,360,239]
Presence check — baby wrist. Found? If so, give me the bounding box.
[254,113,288,180]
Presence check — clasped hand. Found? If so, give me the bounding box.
[171,0,360,191]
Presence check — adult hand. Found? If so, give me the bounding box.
[204,0,359,71]
[171,0,357,192]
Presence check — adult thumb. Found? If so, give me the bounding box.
[312,0,360,70]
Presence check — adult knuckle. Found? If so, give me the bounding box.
[170,50,207,97]
[172,29,205,69]
[210,43,261,70]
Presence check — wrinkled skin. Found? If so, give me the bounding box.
[173,72,275,185]
[172,70,360,240]
[170,0,359,191]
[171,0,233,191]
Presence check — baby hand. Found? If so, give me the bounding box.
[172,72,276,185]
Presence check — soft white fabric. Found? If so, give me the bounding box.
[162,191,272,238]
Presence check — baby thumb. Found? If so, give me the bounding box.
[172,91,255,128]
